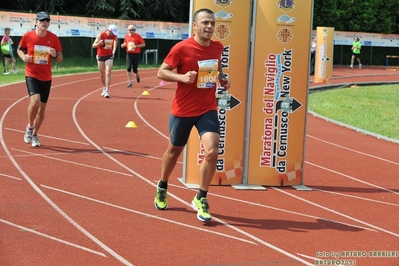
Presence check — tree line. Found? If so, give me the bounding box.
[1,0,399,34]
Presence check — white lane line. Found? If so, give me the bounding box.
[311,188,399,207]
[0,173,22,181]
[102,147,163,161]
[12,148,133,177]
[307,134,399,165]
[41,185,256,245]
[6,128,90,145]
[306,161,399,195]
[166,182,375,232]
[133,83,170,140]
[273,187,399,238]
[1,79,135,266]
[73,85,314,265]
[0,218,107,257]
[102,146,183,164]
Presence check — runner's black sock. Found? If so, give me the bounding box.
[158,180,168,189]
[197,189,207,200]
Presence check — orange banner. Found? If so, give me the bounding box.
[246,0,313,186]
[314,27,334,83]
[0,11,189,39]
[183,0,251,185]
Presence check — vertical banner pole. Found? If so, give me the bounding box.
[91,15,94,67]
[246,0,313,186]
[180,0,196,185]
[314,26,334,83]
[183,0,314,188]
[242,0,257,186]
[182,0,251,186]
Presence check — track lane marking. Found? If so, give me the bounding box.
[6,128,89,145]
[307,134,399,165]
[0,77,135,266]
[41,184,257,245]
[12,148,133,177]
[165,182,375,232]
[306,161,399,195]
[0,173,22,181]
[273,187,399,238]
[311,188,399,207]
[0,218,107,257]
[72,82,314,265]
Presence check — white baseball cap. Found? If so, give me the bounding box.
[108,24,118,36]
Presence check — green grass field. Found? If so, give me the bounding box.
[2,61,398,141]
[308,84,399,140]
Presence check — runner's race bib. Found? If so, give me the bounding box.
[128,42,135,51]
[197,59,218,89]
[104,39,113,50]
[33,45,50,65]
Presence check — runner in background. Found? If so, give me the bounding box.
[350,36,362,69]
[92,24,118,98]
[121,25,145,88]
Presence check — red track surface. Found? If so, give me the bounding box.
[1,66,398,266]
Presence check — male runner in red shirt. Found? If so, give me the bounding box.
[154,8,231,222]
[18,11,63,147]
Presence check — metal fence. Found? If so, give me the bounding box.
[2,36,399,68]
[2,36,180,68]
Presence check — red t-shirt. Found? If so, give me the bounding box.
[164,36,223,117]
[123,33,145,54]
[19,30,62,81]
[97,31,117,57]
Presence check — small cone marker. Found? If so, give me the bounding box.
[142,90,150,96]
[125,121,137,128]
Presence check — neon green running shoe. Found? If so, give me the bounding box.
[191,196,211,222]
[154,182,168,210]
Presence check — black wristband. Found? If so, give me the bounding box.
[53,53,58,58]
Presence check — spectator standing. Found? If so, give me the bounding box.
[121,25,145,87]
[92,25,118,98]
[1,27,18,74]
[310,36,316,75]
[17,11,63,147]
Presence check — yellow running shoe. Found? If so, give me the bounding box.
[191,196,211,222]
[154,181,168,210]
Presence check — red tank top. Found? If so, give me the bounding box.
[97,31,116,57]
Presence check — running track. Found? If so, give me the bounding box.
[0,66,398,266]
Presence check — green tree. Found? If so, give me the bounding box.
[313,0,399,34]
[1,0,398,32]
[0,0,188,22]
[137,0,186,22]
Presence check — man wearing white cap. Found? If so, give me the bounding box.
[92,24,118,98]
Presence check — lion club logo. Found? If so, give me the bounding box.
[214,24,231,40]
[276,0,296,13]
[276,28,294,43]
[214,0,234,9]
